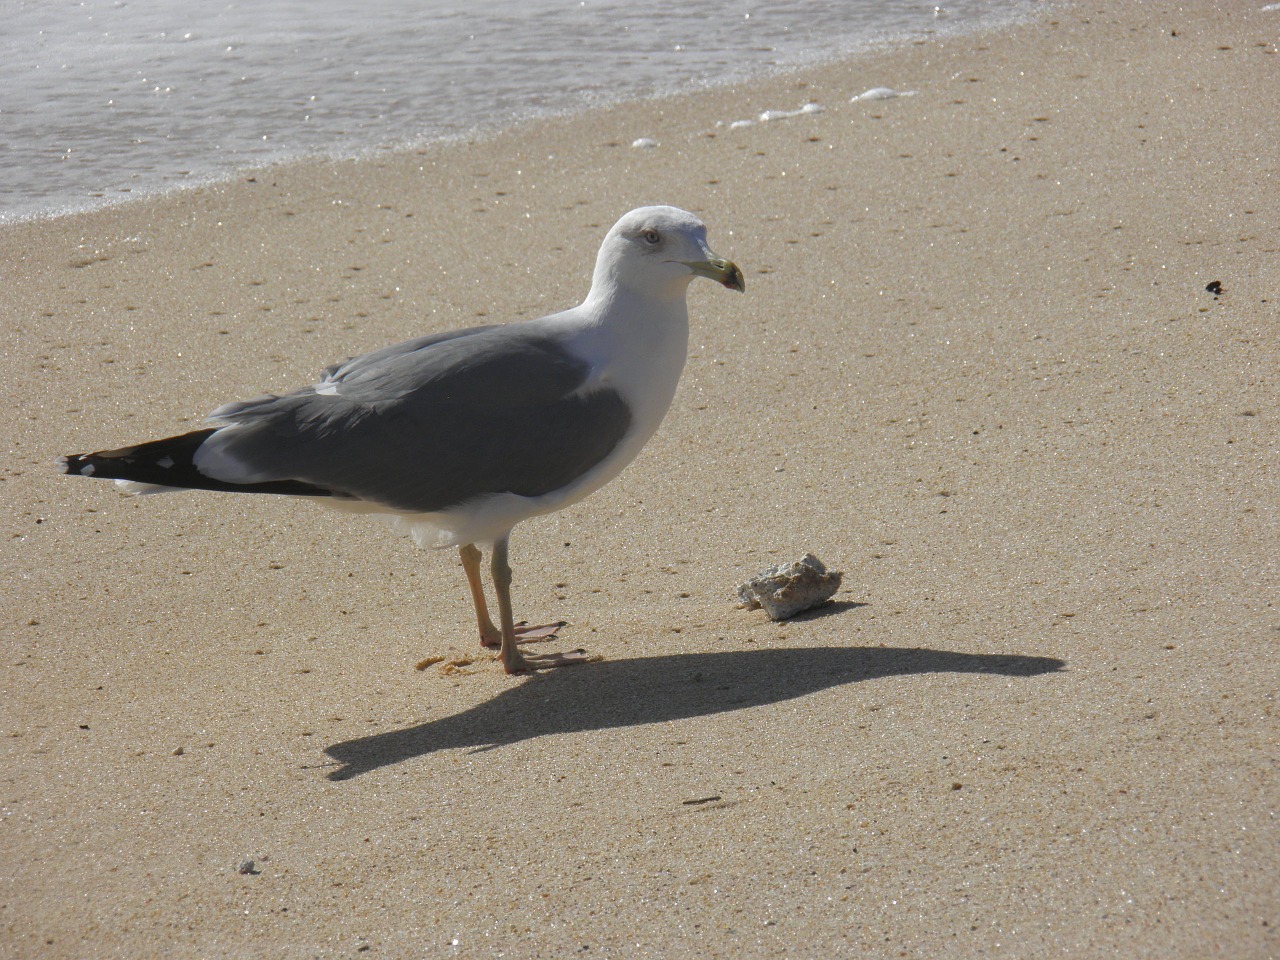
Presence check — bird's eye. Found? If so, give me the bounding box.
[641,228,660,245]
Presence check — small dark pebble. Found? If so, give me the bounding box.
[1205,280,1223,296]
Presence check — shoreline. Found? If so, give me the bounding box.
[4,2,1278,957]
[1,1,1041,228]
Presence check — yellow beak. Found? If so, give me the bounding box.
[682,256,745,292]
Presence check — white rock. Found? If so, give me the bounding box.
[759,102,824,122]
[850,87,916,102]
[736,553,843,621]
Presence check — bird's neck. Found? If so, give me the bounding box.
[573,284,690,427]
[580,283,691,342]
[585,264,694,308]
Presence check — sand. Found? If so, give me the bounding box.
[3,1,1277,956]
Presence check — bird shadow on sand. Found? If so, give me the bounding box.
[322,645,1065,781]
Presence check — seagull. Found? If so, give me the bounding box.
[60,205,744,673]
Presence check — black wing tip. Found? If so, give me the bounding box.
[58,454,86,475]
[60,452,112,477]
[58,441,339,498]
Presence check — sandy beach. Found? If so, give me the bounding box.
[3,1,1278,956]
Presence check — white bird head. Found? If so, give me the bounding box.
[589,205,744,302]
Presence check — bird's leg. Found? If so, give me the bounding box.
[459,543,503,649]
[490,534,589,674]
[490,536,525,671]
[459,543,566,649]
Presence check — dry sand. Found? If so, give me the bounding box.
[3,1,1278,956]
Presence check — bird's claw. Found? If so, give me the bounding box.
[502,648,593,674]
[480,619,566,649]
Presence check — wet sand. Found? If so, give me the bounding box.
[3,1,1277,956]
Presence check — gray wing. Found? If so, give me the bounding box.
[207,324,632,513]
[317,325,501,388]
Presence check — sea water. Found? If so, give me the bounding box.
[2,0,1033,222]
